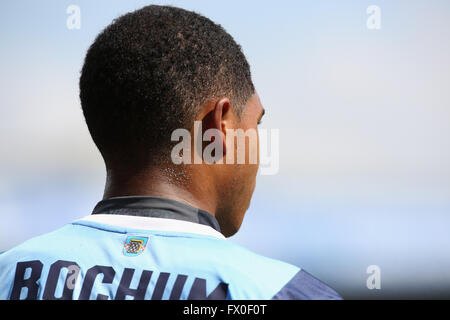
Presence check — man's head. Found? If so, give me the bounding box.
[79,5,264,236]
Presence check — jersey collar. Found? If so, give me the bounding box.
[89,196,223,236]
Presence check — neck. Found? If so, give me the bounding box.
[102,165,218,217]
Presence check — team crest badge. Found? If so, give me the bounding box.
[123,236,149,257]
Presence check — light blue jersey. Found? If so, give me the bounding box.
[0,197,342,300]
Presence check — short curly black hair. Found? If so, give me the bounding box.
[79,5,255,167]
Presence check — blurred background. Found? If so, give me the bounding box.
[1,0,450,299]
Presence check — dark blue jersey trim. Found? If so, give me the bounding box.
[272,269,343,300]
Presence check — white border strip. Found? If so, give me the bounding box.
[76,214,226,239]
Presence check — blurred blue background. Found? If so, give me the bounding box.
[1,0,450,299]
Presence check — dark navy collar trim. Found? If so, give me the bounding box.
[92,196,221,233]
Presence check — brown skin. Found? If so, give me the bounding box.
[103,93,265,237]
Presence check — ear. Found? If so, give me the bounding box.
[202,97,230,157]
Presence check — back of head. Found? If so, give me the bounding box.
[79,5,255,168]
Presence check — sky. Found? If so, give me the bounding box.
[1,0,450,298]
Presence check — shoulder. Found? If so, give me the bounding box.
[0,223,90,265]
[272,268,342,300]
[0,226,72,299]
[211,240,342,300]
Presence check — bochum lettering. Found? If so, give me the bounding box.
[10,260,229,300]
